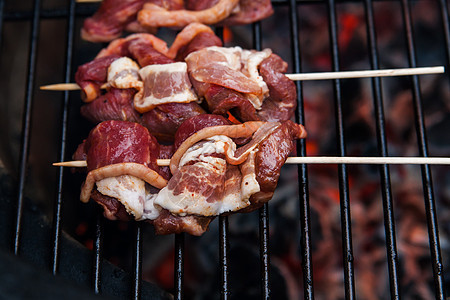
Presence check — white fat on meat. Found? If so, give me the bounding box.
[240,48,272,109]
[154,136,260,216]
[135,62,198,113]
[186,46,271,110]
[143,191,160,220]
[107,57,143,90]
[96,175,160,220]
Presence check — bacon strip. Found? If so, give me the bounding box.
[80,162,168,203]
[96,33,169,59]
[170,121,265,174]
[135,62,198,113]
[224,122,281,165]
[167,22,217,59]
[138,0,240,28]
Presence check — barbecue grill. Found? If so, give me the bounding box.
[0,0,448,299]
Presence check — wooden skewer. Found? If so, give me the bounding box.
[285,66,444,81]
[53,156,450,168]
[40,83,108,91]
[40,83,81,91]
[40,66,444,91]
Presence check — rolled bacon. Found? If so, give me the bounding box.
[80,162,167,203]
[169,121,266,174]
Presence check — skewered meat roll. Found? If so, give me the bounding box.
[82,0,273,42]
[74,23,297,142]
[75,24,222,142]
[75,116,306,235]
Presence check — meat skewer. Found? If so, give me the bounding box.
[79,0,273,42]
[55,118,450,235]
[46,20,447,236]
[54,156,450,167]
[62,118,307,235]
[39,22,445,142]
[40,66,445,91]
[40,23,302,142]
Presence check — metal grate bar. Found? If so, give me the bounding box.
[258,203,271,299]
[51,0,76,275]
[214,26,230,300]
[219,215,229,299]
[4,6,96,21]
[93,214,104,294]
[363,1,400,298]
[174,233,184,300]
[252,21,271,300]
[400,1,446,298]
[0,0,4,49]
[288,1,314,299]
[133,223,143,300]
[13,0,41,255]
[438,0,450,67]
[326,0,356,298]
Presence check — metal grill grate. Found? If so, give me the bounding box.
[3,0,448,299]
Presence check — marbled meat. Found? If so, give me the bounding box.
[82,0,273,42]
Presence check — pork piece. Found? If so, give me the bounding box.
[257,54,297,122]
[185,0,220,10]
[155,136,261,216]
[152,210,212,236]
[81,120,167,219]
[78,120,212,234]
[128,41,174,67]
[174,114,231,149]
[81,0,145,42]
[81,0,185,43]
[136,62,198,113]
[73,140,87,161]
[90,190,133,221]
[85,120,158,171]
[154,120,306,223]
[96,33,169,60]
[202,84,260,122]
[175,31,222,61]
[170,121,273,173]
[78,119,306,235]
[158,144,174,180]
[166,22,221,59]
[185,46,272,116]
[141,102,205,142]
[219,0,273,26]
[187,48,296,123]
[75,55,121,102]
[81,1,272,43]
[138,0,239,28]
[249,120,306,209]
[185,46,268,97]
[107,57,141,89]
[80,88,141,124]
[186,0,273,26]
